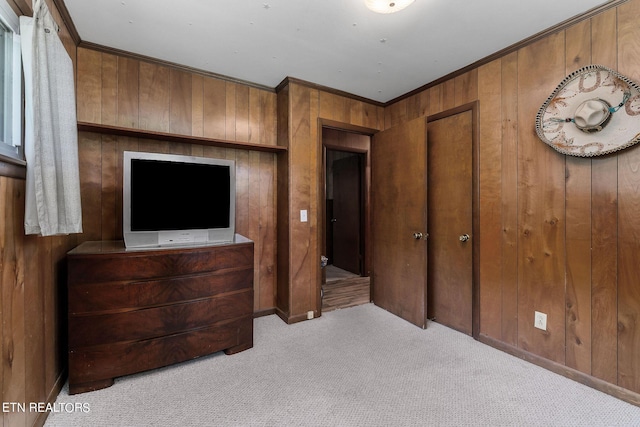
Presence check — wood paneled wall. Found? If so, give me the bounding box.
[277,81,383,322]
[384,0,640,396]
[75,47,279,314]
[0,2,77,427]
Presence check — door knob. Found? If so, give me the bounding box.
[459,234,470,242]
[331,218,337,223]
[413,232,428,240]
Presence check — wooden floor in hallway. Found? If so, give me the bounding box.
[322,276,371,312]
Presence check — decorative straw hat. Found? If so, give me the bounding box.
[535,64,640,157]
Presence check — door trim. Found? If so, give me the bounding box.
[427,101,480,339]
[317,119,377,316]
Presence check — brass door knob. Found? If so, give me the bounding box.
[459,234,470,242]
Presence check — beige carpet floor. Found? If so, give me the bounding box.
[45,304,640,426]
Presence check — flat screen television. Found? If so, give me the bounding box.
[123,151,236,249]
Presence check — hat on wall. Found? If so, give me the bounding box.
[535,64,640,157]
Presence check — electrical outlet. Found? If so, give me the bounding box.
[534,311,547,331]
[307,310,314,320]
[300,210,308,222]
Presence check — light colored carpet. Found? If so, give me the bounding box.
[46,304,640,426]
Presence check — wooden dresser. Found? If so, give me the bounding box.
[67,235,254,395]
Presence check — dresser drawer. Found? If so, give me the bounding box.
[69,268,252,314]
[69,315,253,390]
[68,242,253,284]
[69,289,252,348]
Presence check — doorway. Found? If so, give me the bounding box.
[320,126,372,313]
[326,150,364,276]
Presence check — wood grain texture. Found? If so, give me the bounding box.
[139,62,171,132]
[170,69,193,136]
[617,145,640,393]
[616,0,640,393]
[289,84,313,316]
[76,48,101,123]
[454,69,478,107]
[322,277,370,312]
[117,56,139,129]
[477,59,503,339]
[100,53,118,126]
[67,240,253,394]
[516,33,567,364]
[276,86,290,317]
[1,177,26,427]
[500,52,519,347]
[372,117,427,328]
[427,111,474,335]
[564,19,592,375]
[588,6,618,384]
[591,156,618,383]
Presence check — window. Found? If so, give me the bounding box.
[0,0,21,160]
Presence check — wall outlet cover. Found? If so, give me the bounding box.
[534,311,547,331]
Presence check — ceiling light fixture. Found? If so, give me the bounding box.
[364,0,415,14]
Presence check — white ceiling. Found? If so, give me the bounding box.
[63,0,609,103]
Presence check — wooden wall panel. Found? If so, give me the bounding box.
[170,69,193,136]
[76,48,101,123]
[588,3,618,386]
[500,52,519,346]
[616,0,640,394]
[139,62,171,132]
[23,233,43,427]
[191,75,205,137]
[276,85,291,316]
[617,146,640,394]
[117,57,140,129]
[100,54,118,126]
[428,84,443,115]
[289,84,313,316]
[454,69,478,106]
[516,34,567,364]
[477,59,502,339]
[564,19,592,375]
[1,177,26,427]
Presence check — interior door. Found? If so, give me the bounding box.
[427,110,474,335]
[332,154,362,275]
[371,117,428,328]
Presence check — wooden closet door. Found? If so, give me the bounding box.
[371,117,428,328]
[427,110,474,335]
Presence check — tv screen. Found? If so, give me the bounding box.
[123,151,236,249]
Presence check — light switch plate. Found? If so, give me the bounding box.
[300,210,308,222]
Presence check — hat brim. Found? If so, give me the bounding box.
[535,64,640,157]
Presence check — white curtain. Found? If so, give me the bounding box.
[20,0,82,236]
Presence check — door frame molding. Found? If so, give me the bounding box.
[427,101,480,339]
[317,119,377,316]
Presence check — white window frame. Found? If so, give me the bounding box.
[0,0,22,160]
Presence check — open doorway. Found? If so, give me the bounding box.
[320,127,371,313]
[326,150,364,277]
